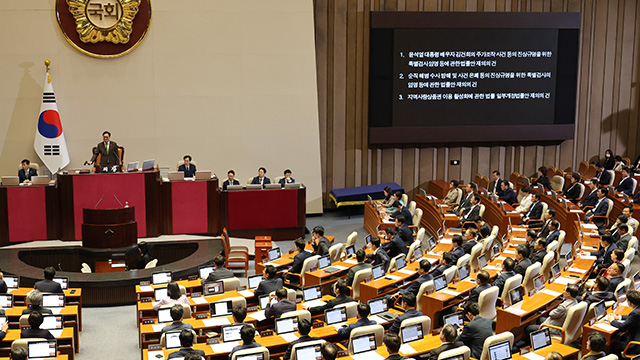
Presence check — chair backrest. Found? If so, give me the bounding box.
[490,225,499,237]
[401,194,409,207]
[632,178,638,194]
[291,340,326,360]
[478,204,486,217]
[577,183,586,198]
[179,285,187,296]
[247,178,253,184]
[300,256,320,287]
[578,161,588,176]
[231,347,270,360]
[281,310,311,324]
[615,278,632,294]
[481,235,495,254]
[523,262,542,293]
[406,240,421,263]
[352,268,372,300]
[455,188,464,203]
[438,346,471,360]
[17,163,41,171]
[222,278,240,291]
[388,254,406,273]
[551,175,565,192]
[145,259,158,269]
[335,301,358,319]
[413,208,423,227]
[416,280,434,313]
[81,262,91,273]
[605,199,614,219]
[19,315,29,328]
[456,254,471,268]
[399,315,432,338]
[629,236,639,252]
[546,240,558,254]
[478,286,499,320]
[480,332,514,360]
[623,248,635,263]
[11,338,48,352]
[469,243,484,272]
[502,274,523,304]
[227,296,247,310]
[408,201,417,216]
[556,230,566,261]
[274,176,284,185]
[560,301,587,344]
[607,170,615,186]
[160,329,197,347]
[416,227,426,243]
[540,252,556,282]
[328,243,345,263]
[622,260,631,278]
[348,324,384,354]
[443,265,458,284]
[540,202,548,219]
[346,231,357,247]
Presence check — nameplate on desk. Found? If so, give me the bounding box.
[149,345,162,351]
[207,338,219,345]
[260,330,273,337]
[142,319,155,324]
[192,292,201,298]
[141,297,152,303]
[238,286,247,291]
[188,275,198,281]
[140,281,150,286]
[196,313,208,319]
[313,321,324,329]
[338,351,349,358]
[247,306,258,313]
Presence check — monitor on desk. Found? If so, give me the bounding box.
[165,330,182,349]
[508,286,524,307]
[400,323,424,343]
[0,294,13,308]
[372,264,385,280]
[127,161,139,172]
[248,274,263,290]
[246,184,262,190]
[295,343,323,360]
[265,183,282,190]
[594,300,607,321]
[268,247,282,262]
[346,245,356,257]
[433,274,447,292]
[0,316,6,326]
[42,294,65,308]
[168,171,183,181]
[53,276,68,290]
[318,255,331,270]
[203,281,224,296]
[157,307,173,323]
[303,285,322,302]
[275,316,298,335]
[394,255,407,271]
[617,286,627,302]
[351,333,377,354]
[195,170,212,181]
[199,265,214,280]
[458,264,470,281]
[285,183,301,189]
[413,246,423,261]
[152,271,172,285]
[154,287,168,301]
[488,340,512,360]
[3,275,19,289]
[367,195,373,204]
[259,295,276,310]
[210,300,233,317]
[27,340,57,359]
[142,159,155,171]
[41,315,63,330]
[551,263,561,281]
[533,274,545,292]
[565,252,573,268]
[1,176,19,186]
[443,312,464,328]
[227,185,243,191]
[419,188,427,197]
[325,307,347,325]
[477,254,488,269]
[222,324,244,343]
[365,234,372,245]
[427,236,436,251]
[368,297,389,315]
[530,328,552,352]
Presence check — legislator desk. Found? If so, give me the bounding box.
[364,202,399,236]
[476,192,521,237]
[581,302,633,353]
[415,193,460,232]
[81,206,137,248]
[221,187,305,240]
[254,242,328,275]
[5,305,80,354]
[10,287,83,331]
[0,327,75,360]
[161,178,220,235]
[0,183,58,243]
[535,187,584,242]
[427,179,450,200]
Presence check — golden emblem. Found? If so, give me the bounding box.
[66,0,140,44]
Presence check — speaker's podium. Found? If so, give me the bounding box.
[81,207,138,248]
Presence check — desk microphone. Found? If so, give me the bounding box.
[94,195,105,208]
[113,194,124,208]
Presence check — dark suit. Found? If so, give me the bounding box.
[401,274,433,297]
[489,179,504,196]
[337,317,377,338]
[500,187,517,205]
[581,190,599,209]
[390,207,413,225]
[283,335,319,360]
[456,193,474,215]
[451,246,466,264]
[396,224,413,245]
[514,258,532,277]
[345,263,372,287]
[597,170,611,186]
[617,233,631,252]
[21,328,55,340]
[161,321,193,334]
[466,283,491,305]
[583,291,615,306]
[313,237,331,256]
[523,201,543,222]
[535,176,552,191]
[616,177,634,195]
[608,275,624,293]
[229,342,262,360]
[278,178,296,186]
[137,253,152,270]
[265,299,296,319]
[222,179,240,190]
[366,248,390,272]
[531,249,547,264]
[457,316,493,359]
[462,239,477,255]
[0,280,6,294]
[34,279,63,294]
[612,307,640,355]
[586,198,609,228]
[591,243,617,270]
[389,308,423,334]
[18,168,37,183]
[382,235,408,258]
[309,294,354,315]
[92,141,121,166]
[289,250,313,282]
[545,230,559,245]
[538,220,552,239]
[178,163,196,178]
[563,183,581,200]
[168,347,205,359]
[386,354,411,360]
[431,263,452,278]
[428,341,464,360]
[254,278,283,298]
[251,176,271,187]
[202,268,234,285]
[461,205,480,223]
[493,270,516,296]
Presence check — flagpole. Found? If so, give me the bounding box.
[45,59,51,83]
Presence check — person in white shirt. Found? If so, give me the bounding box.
[515,186,532,214]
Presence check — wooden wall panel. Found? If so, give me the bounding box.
[314,0,640,207]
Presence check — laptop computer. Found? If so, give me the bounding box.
[32,176,49,185]
[157,307,172,323]
[443,312,464,328]
[199,265,214,280]
[477,254,488,270]
[52,276,68,290]
[413,246,423,262]
[458,264,470,281]
[295,343,322,360]
[594,300,607,321]
[127,161,139,172]
[1,176,19,186]
[302,285,326,308]
[433,274,447,292]
[345,245,356,257]
[368,297,397,321]
[222,324,244,343]
[372,264,385,280]
[27,340,57,359]
[226,185,243,191]
[325,307,348,326]
[634,271,640,290]
[4,276,19,290]
[565,252,573,268]
[268,248,282,262]
[275,316,298,335]
[393,255,407,271]
[152,271,172,285]
[265,183,282,190]
[0,294,13,308]
[154,287,168,301]
[210,300,233,318]
[550,263,561,282]
[248,274,263,290]
[400,323,424,343]
[246,184,262,190]
[40,315,63,331]
[318,255,339,273]
[351,333,377,355]
[42,294,65,308]
[259,295,276,310]
[617,286,627,303]
[142,159,155,171]
[488,340,512,360]
[426,237,437,252]
[508,286,524,307]
[365,234,372,245]
[165,330,182,349]
[530,328,552,352]
[285,183,301,189]
[203,281,224,296]
[533,274,545,293]
[195,170,212,181]
[168,171,184,181]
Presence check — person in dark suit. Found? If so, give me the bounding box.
[388,293,423,334]
[321,343,338,360]
[450,235,466,264]
[581,332,607,360]
[202,255,234,285]
[579,179,600,210]
[265,288,296,319]
[222,170,240,190]
[381,226,408,258]
[310,226,331,256]
[309,279,353,315]
[610,290,640,357]
[462,228,478,255]
[601,149,615,170]
[345,250,372,287]
[459,194,481,226]
[383,333,410,360]
[581,276,616,305]
[521,193,543,225]
[34,267,63,294]
[585,188,610,228]
[493,258,516,296]
[453,183,477,216]
[616,167,634,195]
[366,238,390,272]
[20,311,54,340]
[394,215,414,245]
[464,270,491,306]
[137,241,152,270]
[161,304,194,334]
[616,224,631,251]
[537,209,556,240]
[278,169,295,187]
[0,271,7,294]
[254,265,283,297]
[514,245,532,277]
[178,155,196,178]
[590,234,617,273]
[530,239,547,265]
[250,167,270,188]
[607,262,625,293]
[545,220,560,244]
[394,259,432,298]
[389,201,413,226]
[286,239,312,284]
[22,290,52,316]
[428,324,464,360]
[474,218,492,239]
[431,252,454,278]
[456,302,493,359]
[596,163,611,186]
[563,172,583,200]
[524,230,537,260]
[18,159,38,183]
[0,320,7,343]
[337,302,377,338]
[498,181,517,205]
[168,329,205,359]
[228,325,262,359]
[534,166,552,191]
[283,318,319,360]
[90,131,121,167]
[489,170,504,196]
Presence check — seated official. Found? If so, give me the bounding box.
[309,226,331,256]
[607,214,628,241]
[345,249,372,287]
[443,180,461,204]
[609,290,640,357]
[581,332,607,360]
[521,193,543,224]
[178,155,196,178]
[616,167,634,195]
[229,325,262,359]
[524,230,537,259]
[161,304,194,334]
[537,209,556,240]
[137,241,152,270]
[493,257,517,296]
[10,348,27,360]
[385,191,404,213]
[563,172,582,200]
[337,302,376,338]
[383,333,410,360]
[514,245,532,277]
[18,159,37,183]
[90,131,121,167]
[254,265,283,297]
[380,186,395,207]
[461,228,478,254]
[524,285,579,344]
[534,166,552,191]
[622,206,640,234]
[585,188,610,228]
[282,239,312,285]
[153,282,189,311]
[395,259,432,298]
[453,183,476,216]
[381,227,408,259]
[459,194,481,226]
[498,181,517,205]
[20,311,54,340]
[589,235,617,273]
[388,293,423,334]
[278,169,295,186]
[265,288,296,319]
[168,329,205,359]
[309,279,353,315]
[321,343,338,360]
[22,290,52,316]
[202,255,234,285]
[464,270,491,306]
[616,224,631,251]
[450,235,465,263]
[581,276,615,305]
[0,270,7,294]
[428,324,464,360]
[474,218,491,239]
[579,178,600,210]
[35,267,64,294]
[431,252,454,278]
[531,239,548,264]
[489,170,505,196]
[222,170,240,190]
[365,237,390,272]
[250,167,270,187]
[394,215,413,246]
[607,262,625,293]
[389,201,413,226]
[283,318,318,360]
[515,186,533,214]
[456,302,493,359]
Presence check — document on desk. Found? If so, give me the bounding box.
[582,223,598,229]
[332,323,348,330]
[152,324,167,332]
[238,290,254,297]
[192,296,208,304]
[352,351,386,360]
[211,341,239,353]
[594,322,618,332]
[398,269,415,275]
[439,238,452,244]
[202,317,231,327]
[248,310,266,321]
[541,289,562,297]
[139,285,154,292]
[568,267,588,273]
[505,307,527,315]
[148,350,165,360]
[385,275,402,281]
[441,289,461,296]
[399,343,416,355]
[332,265,349,270]
[49,329,63,338]
[280,332,299,342]
[502,249,516,255]
[555,277,578,285]
[344,259,358,264]
[570,209,582,213]
[522,352,546,360]
[581,246,597,252]
[303,300,327,309]
[485,265,502,271]
[369,315,385,324]
[496,256,506,261]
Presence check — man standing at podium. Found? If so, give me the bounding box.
[90,131,120,167]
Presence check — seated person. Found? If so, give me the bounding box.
[616,167,634,195]
[544,219,560,244]
[168,329,205,359]
[537,209,556,239]
[385,191,404,213]
[589,235,617,273]
[563,172,582,200]
[161,304,194,334]
[394,215,414,246]
[578,178,600,210]
[254,265,283,297]
[524,285,579,343]
[464,270,491,306]
[534,166,552,190]
[309,279,353,315]
[35,267,63,294]
[202,255,234,284]
[10,348,27,360]
[309,226,331,256]
[185,352,205,360]
[498,181,517,205]
[459,195,481,226]
[388,292,423,334]
[514,245,532,277]
[450,235,466,263]
[265,288,296,319]
[380,186,395,207]
[20,311,54,340]
[0,270,7,294]
[521,193,543,225]
[322,343,338,360]
[474,218,491,239]
[345,249,372,287]
[581,276,615,305]
[229,325,262,359]
[462,228,478,254]
[616,223,631,251]
[609,290,640,357]
[613,155,625,171]
[382,333,409,360]
[581,332,607,360]
[222,170,240,190]
[178,155,196,178]
[279,169,295,186]
[137,241,152,270]
[395,259,432,297]
[524,230,537,259]
[365,237,390,272]
[584,188,609,228]
[18,159,37,183]
[623,205,639,234]
[381,225,408,258]
[531,239,548,264]
[232,305,248,325]
[283,318,318,360]
[607,262,625,293]
[389,201,413,225]
[453,183,476,216]
[22,290,53,315]
[337,302,377,338]
[444,180,461,204]
[431,252,454,278]
[493,258,516,296]
[456,302,493,359]
[250,167,270,187]
[514,186,532,214]
[428,324,464,360]
[153,282,189,310]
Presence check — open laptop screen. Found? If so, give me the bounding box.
[27,340,57,359]
[222,324,244,343]
[352,333,377,354]
[4,276,19,289]
[395,256,407,271]
[275,316,298,335]
[594,300,606,320]
[0,294,12,308]
[533,274,545,291]
[268,248,282,262]
[508,286,524,306]
[203,281,224,296]
[530,328,552,351]
[458,264,470,281]
[259,295,276,310]
[41,315,63,330]
[154,287,168,301]
[199,266,214,280]
[433,275,447,292]
[400,323,423,343]
[152,271,172,285]
[165,331,181,349]
[478,254,488,269]
[413,246,423,260]
[325,307,347,325]
[52,277,68,290]
[210,300,233,317]
[248,275,263,290]
[443,312,464,327]
[372,264,385,280]
[346,245,356,257]
[368,297,388,315]
[303,286,322,302]
[42,294,65,308]
[295,343,323,360]
[158,307,173,323]
[488,340,512,360]
[318,255,331,270]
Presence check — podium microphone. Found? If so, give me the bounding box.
[94,195,105,208]
[113,194,124,208]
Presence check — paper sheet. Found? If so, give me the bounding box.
[485,265,502,271]
[248,310,266,322]
[582,223,598,229]
[554,277,578,285]
[344,259,358,264]
[139,285,153,292]
[210,341,240,353]
[280,332,299,342]
[441,289,461,296]
[152,324,167,332]
[541,289,562,297]
[369,315,385,324]
[594,322,618,332]
[385,275,402,281]
[439,239,452,244]
[332,323,348,330]
[502,250,516,255]
[581,246,597,252]
[568,267,588,273]
[522,352,546,360]
[147,350,165,360]
[192,297,208,305]
[333,265,349,270]
[303,300,326,309]
[238,290,254,297]
[399,343,416,355]
[202,317,231,327]
[351,351,386,360]
[399,269,415,275]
